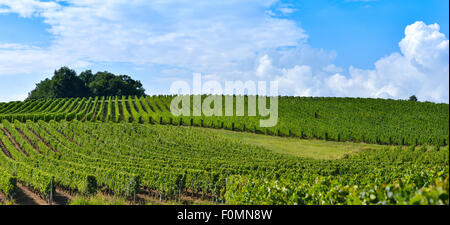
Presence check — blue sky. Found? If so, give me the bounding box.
[0,0,448,102]
[284,0,449,68]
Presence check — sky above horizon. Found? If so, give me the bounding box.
[0,0,449,103]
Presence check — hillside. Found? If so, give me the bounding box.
[0,96,448,146]
[0,96,449,205]
[0,120,448,205]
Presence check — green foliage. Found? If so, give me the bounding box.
[0,120,448,205]
[26,67,145,100]
[0,167,16,198]
[1,95,447,146]
[409,95,418,102]
[86,71,145,97]
[0,94,449,205]
[225,147,449,205]
[86,176,98,195]
[27,67,90,100]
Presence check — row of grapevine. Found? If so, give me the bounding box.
[0,166,16,199]
[225,172,449,205]
[0,96,448,146]
[0,120,448,204]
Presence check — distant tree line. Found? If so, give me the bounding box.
[27,67,146,100]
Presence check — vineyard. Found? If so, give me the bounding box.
[0,95,448,146]
[0,96,448,205]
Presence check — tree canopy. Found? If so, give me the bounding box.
[409,95,418,102]
[27,67,146,100]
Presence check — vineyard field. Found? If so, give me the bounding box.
[0,95,448,146]
[0,119,448,205]
[0,95,449,205]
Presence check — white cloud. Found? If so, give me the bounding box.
[0,44,89,75]
[0,0,306,75]
[251,21,449,103]
[323,64,343,74]
[325,22,449,102]
[256,55,277,78]
[276,65,322,96]
[399,22,449,70]
[278,7,295,14]
[0,43,36,50]
[0,0,60,17]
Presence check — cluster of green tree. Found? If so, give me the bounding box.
[27,67,145,100]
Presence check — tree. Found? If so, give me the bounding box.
[27,67,146,100]
[79,70,95,87]
[409,95,418,102]
[28,67,89,100]
[87,72,145,97]
[52,67,91,98]
[27,78,55,100]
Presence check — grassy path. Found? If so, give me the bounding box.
[196,127,389,160]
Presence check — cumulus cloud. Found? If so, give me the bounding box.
[276,65,322,97]
[399,22,449,70]
[251,21,448,102]
[256,55,277,78]
[325,22,449,102]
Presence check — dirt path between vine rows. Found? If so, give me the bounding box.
[0,138,13,159]
[1,128,29,157]
[28,126,58,153]
[136,189,219,205]
[53,189,73,205]
[15,184,48,205]
[14,185,74,205]
[16,127,42,154]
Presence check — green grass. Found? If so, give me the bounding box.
[200,127,389,160]
[68,192,218,205]
[0,200,15,205]
[144,198,216,205]
[69,193,128,205]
